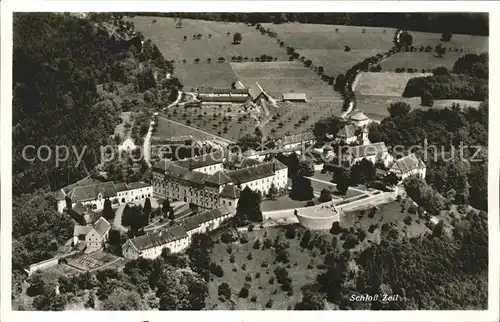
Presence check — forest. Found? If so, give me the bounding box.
[403,53,488,101]
[12,13,179,196]
[128,12,489,36]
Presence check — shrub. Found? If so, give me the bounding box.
[255,272,261,279]
[209,263,224,277]
[240,233,249,244]
[248,224,254,232]
[261,261,268,268]
[343,234,359,249]
[242,264,247,270]
[285,226,297,239]
[221,232,234,243]
[368,224,377,233]
[232,267,237,272]
[229,254,235,263]
[408,204,417,214]
[247,253,253,260]
[238,287,249,298]
[250,295,257,302]
[245,275,252,282]
[404,215,412,225]
[253,240,261,249]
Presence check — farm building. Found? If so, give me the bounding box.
[282,92,307,102]
[389,153,427,180]
[249,84,271,104]
[349,111,372,127]
[197,87,249,103]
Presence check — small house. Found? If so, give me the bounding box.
[282,93,307,103]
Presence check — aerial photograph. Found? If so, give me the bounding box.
[11,12,488,311]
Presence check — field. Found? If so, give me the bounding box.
[206,196,432,309]
[164,103,258,141]
[354,72,432,97]
[231,61,343,101]
[129,16,290,89]
[206,226,332,310]
[155,115,234,142]
[379,51,472,72]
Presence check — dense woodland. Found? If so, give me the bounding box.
[129,13,489,36]
[13,13,179,196]
[403,53,488,101]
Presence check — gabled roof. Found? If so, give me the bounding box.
[154,161,211,185]
[206,170,232,186]
[200,96,248,103]
[74,225,92,237]
[128,226,188,251]
[224,153,261,169]
[280,132,315,145]
[220,184,240,199]
[68,182,117,203]
[114,182,129,192]
[174,150,224,170]
[235,81,246,89]
[337,125,357,138]
[392,154,426,173]
[127,182,151,190]
[282,93,307,101]
[226,161,277,184]
[92,217,111,237]
[350,111,369,121]
[181,207,232,232]
[347,142,388,159]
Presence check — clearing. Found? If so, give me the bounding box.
[354,72,433,97]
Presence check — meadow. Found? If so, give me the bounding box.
[354,72,432,97]
[379,51,476,72]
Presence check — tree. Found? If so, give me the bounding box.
[168,208,175,220]
[162,199,171,217]
[344,45,351,52]
[143,197,152,225]
[336,168,351,195]
[318,66,324,74]
[102,288,143,310]
[218,282,231,301]
[384,172,399,186]
[334,74,346,92]
[435,43,446,57]
[295,290,326,310]
[399,31,413,48]
[441,31,452,42]
[421,90,434,107]
[318,188,333,202]
[289,176,314,201]
[388,102,411,118]
[235,187,263,224]
[233,32,242,44]
[268,183,278,200]
[27,272,47,297]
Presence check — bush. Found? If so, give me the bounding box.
[265,299,273,308]
[238,287,249,298]
[404,215,412,225]
[250,295,257,302]
[255,272,261,279]
[240,233,249,244]
[245,275,252,282]
[248,224,254,232]
[261,261,268,268]
[368,224,377,233]
[253,240,261,249]
[343,234,359,249]
[221,232,234,243]
[247,253,253,260]
[209,263,224,277]
[408,204,417,214]
[229,254,235,263]
[242,264,247,270]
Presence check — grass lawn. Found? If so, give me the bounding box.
[379,51,467,72]
[262,23,395,51]
[231,61,343,101]
[297,48,385,76]
[174,62,238,90]
[354,72,432,97]
[261,195,308,212]
[341,198,432,244]
[155,115,229,141]
[206,226,331,310]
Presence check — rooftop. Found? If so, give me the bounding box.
[337,125,357,138]
[220,184,240,199]
[392,154,426,173]
[280,132,315,145]
[174,150,224,170]
[282,93,307,101]
[128,225,188,251]
[350,111,369,121]
[226,159,286,184]
[181,207,232,232]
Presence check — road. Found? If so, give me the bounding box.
[113,204,128,233]
[143,126,153,167]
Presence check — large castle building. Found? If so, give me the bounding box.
[151,150,288,212]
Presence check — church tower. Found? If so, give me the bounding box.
[359,126,370,146]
